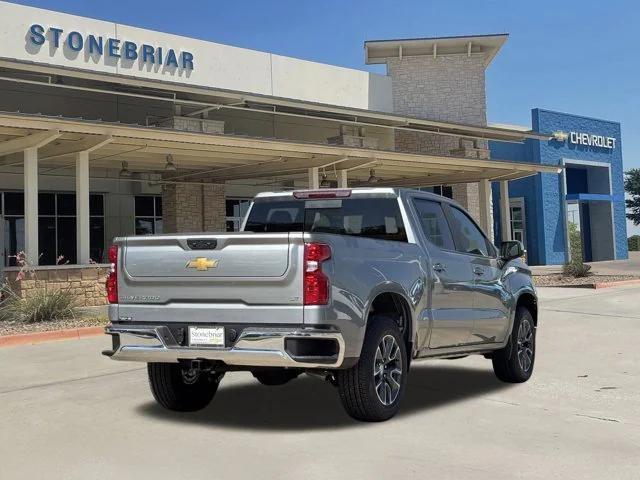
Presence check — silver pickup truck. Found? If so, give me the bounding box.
[103,188,537,422]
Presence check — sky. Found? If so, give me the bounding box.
[9,0,640,234]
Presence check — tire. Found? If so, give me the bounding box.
[492,306,536,383]
[336,316,408,422]
[252,369,300,386]
[147,363,221,412]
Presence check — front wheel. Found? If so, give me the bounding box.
[492,307,536,383]
[336,316,407,422]
[147,363,221,412]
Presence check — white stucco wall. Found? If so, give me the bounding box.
[0,1,392,112]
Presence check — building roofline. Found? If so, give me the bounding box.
[365,33,509,45]
[365,33,509,67]
[533,108,621,127]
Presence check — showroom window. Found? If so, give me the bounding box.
[2,192,105,266]
[226,198,251,231]
[135,196,163,235]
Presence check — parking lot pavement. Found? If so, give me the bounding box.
[1,287,639,480]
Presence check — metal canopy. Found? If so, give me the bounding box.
[0,112,560,188]
[0,59,549,144]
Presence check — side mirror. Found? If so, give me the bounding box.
[500,240,525,261]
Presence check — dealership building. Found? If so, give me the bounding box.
[0,1,627,305]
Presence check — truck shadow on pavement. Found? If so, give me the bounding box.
[136,363,513,431]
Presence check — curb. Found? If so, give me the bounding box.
[0,326,105,348]
[547,279,640,289]
[592,279,640,289]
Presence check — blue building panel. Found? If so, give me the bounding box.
[490,108,627,265]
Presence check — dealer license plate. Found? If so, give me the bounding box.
[189,326,225,347]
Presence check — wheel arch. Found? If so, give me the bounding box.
[515,291,538,327]
[365,285,415,355]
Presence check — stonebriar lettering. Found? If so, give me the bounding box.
[28,24,194,70]
[569,131,616,149]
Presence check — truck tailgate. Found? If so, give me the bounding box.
[115,232,304,324]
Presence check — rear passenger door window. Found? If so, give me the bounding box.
[412,198,455,250]
[445,205,491,257]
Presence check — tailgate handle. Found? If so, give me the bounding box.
[187,239,218,250]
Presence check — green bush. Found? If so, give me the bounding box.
[562,221,592,278]
[567,222,583,262]
[628,235,640,252]
[562,262,592,278]
[0,284,77,323]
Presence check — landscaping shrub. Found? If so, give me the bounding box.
[561,221,592,278]
[628,235,640,252]
[562,262,592,278]
[567,222,583,262]
[0,284,77,323]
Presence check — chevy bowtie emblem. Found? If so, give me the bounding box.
[186,257,219,271]
[551,130,568,142]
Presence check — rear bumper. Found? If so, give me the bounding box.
[103,324,345,369]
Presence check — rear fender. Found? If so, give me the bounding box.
[364,282,416,348]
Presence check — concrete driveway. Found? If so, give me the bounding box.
[1,286,639,480]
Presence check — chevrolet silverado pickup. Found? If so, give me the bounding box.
[103,188,537,422]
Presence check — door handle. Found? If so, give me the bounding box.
[473,266,485,276]
[433,263,446,273]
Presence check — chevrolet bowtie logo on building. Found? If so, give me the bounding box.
[186,257,219,271]
[551,131,569,142]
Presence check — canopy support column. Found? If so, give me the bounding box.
[500,180,512,242]
[478,179,493,241]
[24,147,39,265]
[308,167,319,189]
[337,170,348,188]
[76,151,91,264]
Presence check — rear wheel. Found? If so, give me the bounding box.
[252,369,300,386]
[336,316,407,422]
[147,363,221,412]
[492,307,536,383]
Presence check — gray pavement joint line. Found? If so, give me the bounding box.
[539,290,638,305]
[540,308,640,320]
[0,367,145,396]
[574,413,620,423]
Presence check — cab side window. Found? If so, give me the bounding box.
[445,205,492,257]
[412,198,455,250]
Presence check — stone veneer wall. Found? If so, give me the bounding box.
[386,54,490,224]
[162,182,226,233]
[4,265,110,307]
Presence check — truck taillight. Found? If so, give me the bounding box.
[106,244,118,304]
[303,243,331,305]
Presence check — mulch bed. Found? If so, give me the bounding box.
[533,274,640,287]
[0,316,108,337]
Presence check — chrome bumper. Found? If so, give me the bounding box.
[104,324,345,369]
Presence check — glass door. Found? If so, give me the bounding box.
[509,199,526,250]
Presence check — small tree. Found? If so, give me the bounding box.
[625,169,640,226]
[567,221,583,262]
[563,221,592,278]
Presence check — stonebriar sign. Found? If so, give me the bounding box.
[28,24,194,70]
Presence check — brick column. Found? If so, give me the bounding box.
[451,183,480,222]
[203,183,226,231]
[163,182,226,233]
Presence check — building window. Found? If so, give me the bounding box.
[225,198,251,232]
[2,192,105,266]
[509,199,526,249]
[135,196,163,235]
[419,185,453,199]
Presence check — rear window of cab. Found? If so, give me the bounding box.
[244,197,407,242]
